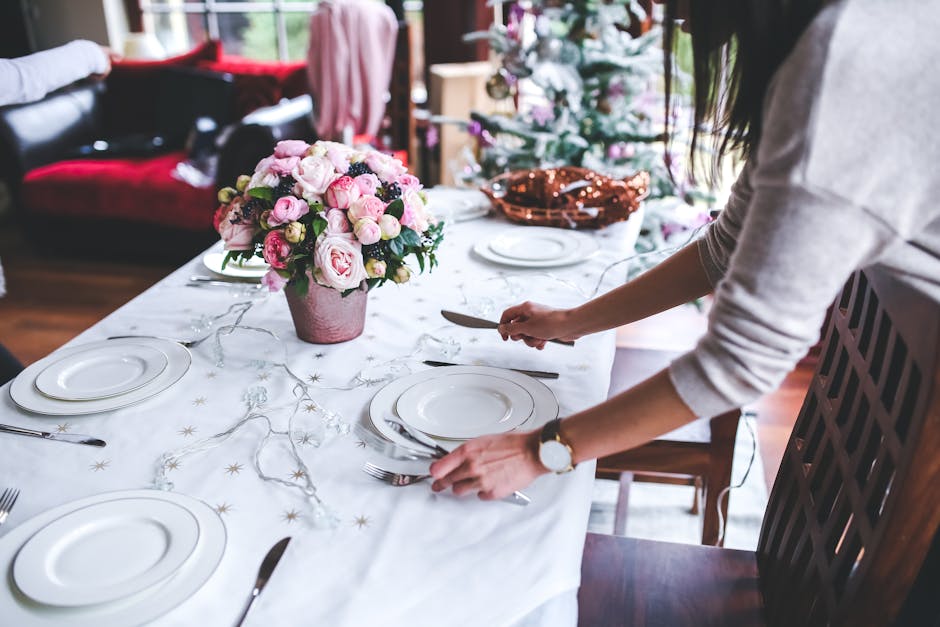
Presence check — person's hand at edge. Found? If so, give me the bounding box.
[498,301,580,350]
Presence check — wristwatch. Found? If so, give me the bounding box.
[538,419,575,474]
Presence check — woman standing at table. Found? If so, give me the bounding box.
[430,0,940,498]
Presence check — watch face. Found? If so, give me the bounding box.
[539,439,572,473]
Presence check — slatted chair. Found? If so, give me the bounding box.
[578,268,940,627]
[597,347,741,546]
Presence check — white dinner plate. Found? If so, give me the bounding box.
[34,344,168,401]
[473,227,599,268]
[0,489,225,627]
[13,498,200,607]
[395,373,535,440]
[426,186,492,222]
[368,365,559,452]
[488,229,582,261]
[202,251,269,279]
[10,338,191,416]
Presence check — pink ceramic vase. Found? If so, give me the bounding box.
[284,280,368,344]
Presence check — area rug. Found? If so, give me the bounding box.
[587,416,768,550]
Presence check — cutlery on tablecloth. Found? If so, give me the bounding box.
[440,310,575,346]
[0,423,106,447]
[423,360,559,379]
[186,279,264,290]
[106,334,211,349]
[234,536,292,627]
[362,463,430,487]
[383,417,531,507]
[353,423,436,461]
[190,275,259,284]
[0,488,20,527]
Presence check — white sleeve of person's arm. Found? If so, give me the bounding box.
[668,182,897,418]
[696,159,755,287]
[0,40,108,107]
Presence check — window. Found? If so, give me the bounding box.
[139,1,321,62]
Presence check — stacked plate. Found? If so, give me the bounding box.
[10,338,191,416]
[369,365,559,449]
[202,251,269,280]
[473,226,599,268]
[0,489,225,626]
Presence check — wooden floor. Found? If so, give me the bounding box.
[0,219,805,492]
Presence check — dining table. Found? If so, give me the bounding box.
[0,202,643,627]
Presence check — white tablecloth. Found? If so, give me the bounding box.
[0,214,639,626]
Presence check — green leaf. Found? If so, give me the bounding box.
[366,278,383,291]
[388,237,405,257]
[311,215,328,239]
[248,187,274,202]
[385,198,405,220]
[398,227,420,247]
[416,253,425,273]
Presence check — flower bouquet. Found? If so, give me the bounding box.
[214,140,443,342]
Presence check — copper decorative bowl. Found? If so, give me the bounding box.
[481,166,650,229]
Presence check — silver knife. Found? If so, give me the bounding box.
[234,536,292,627]
[423,360,559,379]
[0,423,106,447]
[440,310,575,346]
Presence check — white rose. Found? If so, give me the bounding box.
[292,155,339,201]
[314,234,367,291]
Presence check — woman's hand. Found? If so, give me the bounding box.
[498,302,580,350]
[430,430,547,500]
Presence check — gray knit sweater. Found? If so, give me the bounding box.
[668,0,940,418]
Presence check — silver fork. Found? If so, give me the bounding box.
[362,462,430,486]
[0,488,20,527]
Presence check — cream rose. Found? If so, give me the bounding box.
[314,235,367,290]
[292,155,339,200]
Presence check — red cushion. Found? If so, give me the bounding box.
[198,56,307,117]
[22,153,216,232]
[112,40,222,72]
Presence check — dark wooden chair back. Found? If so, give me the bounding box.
[757,269,940,626]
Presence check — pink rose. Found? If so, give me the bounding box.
[354,173,380,196]
[396,173,422,191]
[348,195,386,222]
[353,218,381,245]
[219,218,255,251]
[324,176,361,209]
[263,230,292,270]
[268,196,310,227]
[292,155,339,200]
[401,189,429,231]
[326,146,351,173]
[314,235,367,290]
[378,214,401,240]
[365,151,407,183]
[270,156,300,176]
[324,209,352,236]
[261,269,288,292]
[274,140,310,158]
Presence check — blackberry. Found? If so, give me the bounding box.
[377,182,402,202]
[241,198,267,222]
[361,242,389,263]
[346,162,373,178]
[274,176,296,199]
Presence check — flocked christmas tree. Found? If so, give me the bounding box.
[459,0,685,200]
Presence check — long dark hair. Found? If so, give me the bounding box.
[663,0,825,184]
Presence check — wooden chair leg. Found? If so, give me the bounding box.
[701,410,740,546]
[691,476,702,515]
[612,472,633,536]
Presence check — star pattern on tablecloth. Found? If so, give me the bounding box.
[56,423,71,433]
[370,312,380,318]
[179,426,196,437]
[307,373,322,384]
[129,324,139,331]
[90,460,109,472]
[353,515,370,529]
[314,352,326,359]
[165,459,182,471]
[295,432,316,446]
[282,509,300,523]
[469,337,480,344]
[289,469,306,480]
[355,440,366,449]
[304,403,317,413]
[226,463,243,475]
[366,355,377,362]
[257,373,270,381]
[206,372,217,379]
[215,503,232,515]
[192,397,207,406]
[572,363,590,371]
